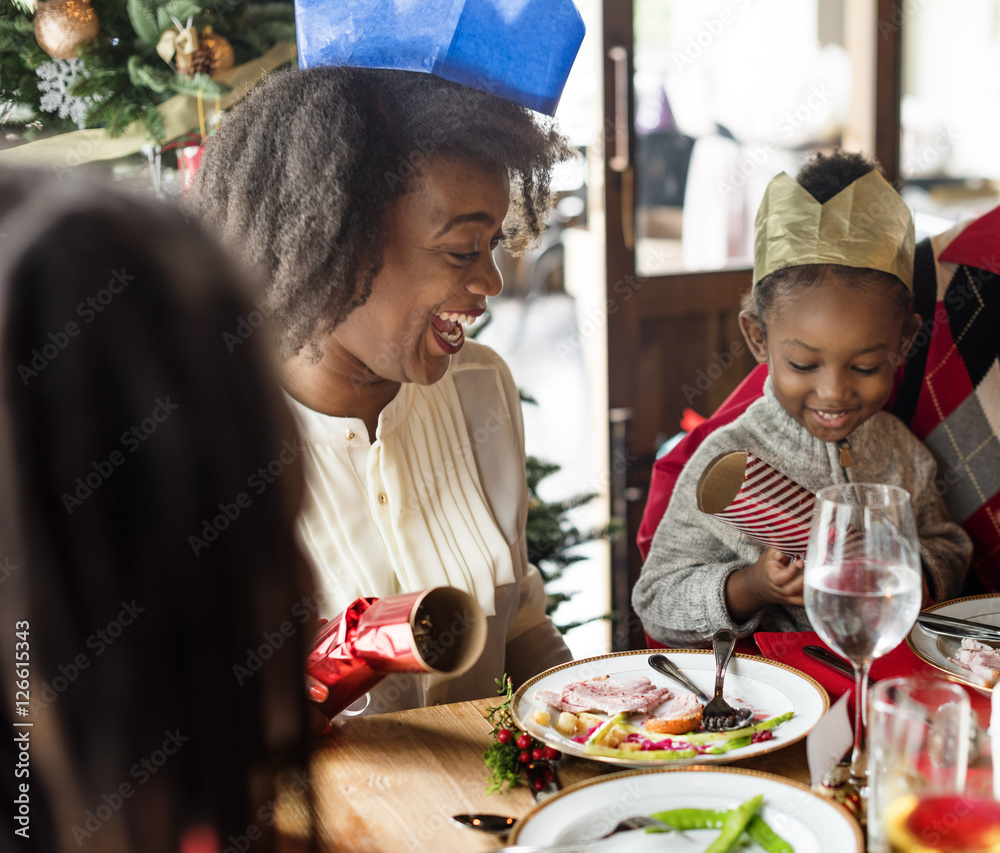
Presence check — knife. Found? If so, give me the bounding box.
[802,647,934,725]
[802,645,867,683]
[916,612,1000,643]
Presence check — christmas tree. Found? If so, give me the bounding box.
[0,0,295,141]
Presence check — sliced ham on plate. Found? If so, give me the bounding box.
[534,675,672,715]
[951,637,1000,686]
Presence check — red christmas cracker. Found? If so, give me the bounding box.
[306,587,486,720]
[697,451,816,556]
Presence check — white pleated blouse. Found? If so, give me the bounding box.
[287,341,571,712]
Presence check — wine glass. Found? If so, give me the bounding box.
[803,483,922,792]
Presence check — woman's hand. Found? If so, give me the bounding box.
[306,617,335,733]
[306,675,337,735]
[725,548,804,622]
[307,675,328,704]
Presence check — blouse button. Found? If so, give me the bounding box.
[378,493,388,505]
[345,429,355,440]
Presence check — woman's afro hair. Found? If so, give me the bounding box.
[192,66,576,359]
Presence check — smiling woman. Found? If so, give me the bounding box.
[192,66,577,715]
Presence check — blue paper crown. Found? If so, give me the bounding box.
[293,0,585,116]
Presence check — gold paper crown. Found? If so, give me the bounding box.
[753,170,915,289]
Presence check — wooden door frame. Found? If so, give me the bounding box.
[602,0,905,651]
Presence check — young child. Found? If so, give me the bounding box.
[633,151,972,648]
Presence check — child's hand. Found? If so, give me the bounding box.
[725,548,804,622]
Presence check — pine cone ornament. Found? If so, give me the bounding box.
[34,0,99,60]
[188,44,214,77]
[198,28,235,77]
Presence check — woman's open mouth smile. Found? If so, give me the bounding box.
[431,311,479,353]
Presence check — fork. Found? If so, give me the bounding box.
[500,815,675,852]
[647,635,751,731]
[702,629,754,731]
[599,815,673,837]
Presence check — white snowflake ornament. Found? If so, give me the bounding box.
[36,58,99,128]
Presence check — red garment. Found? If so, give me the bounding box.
[939,204,1000,273]
[636,205,1000,597]
[637,365,767,561]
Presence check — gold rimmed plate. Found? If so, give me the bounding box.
[511,649,828,768]
[907,593,1000,690]
[508,765,863,851]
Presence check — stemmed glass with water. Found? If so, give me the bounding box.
[803,484,923,791]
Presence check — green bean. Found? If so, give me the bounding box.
[647,807,728,831]
[649,798,795,852]
[704,735,752,754]
[685,711,794,744]
[704,794,762,853]
[747,814,794,853]
[584,712,627,746]
[583,744,699,760]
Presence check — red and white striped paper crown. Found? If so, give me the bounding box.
[696,451,816,556]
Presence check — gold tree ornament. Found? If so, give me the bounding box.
[34,0,99,60]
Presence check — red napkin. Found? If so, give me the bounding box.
[756,631,938,719]
[755,630,992,723]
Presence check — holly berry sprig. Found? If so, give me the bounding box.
[483,675,560,794]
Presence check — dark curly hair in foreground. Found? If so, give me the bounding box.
[192,66,576,359]
[0,169,315,853]
[743,149,911,329]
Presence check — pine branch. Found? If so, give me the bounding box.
[168,71,225,98]
[0,16,34,35]
[240,20,293,47]
[141,106,166,141]
[127,55,172,93]
[71,69,118,99]
[83,91,128,127]
[127,0,162,47]
[240,2,296,21]
[155,0,203,33]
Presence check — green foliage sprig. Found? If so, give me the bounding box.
[0,0,294,140]
[524,452,622,631]
[483,675,524,794]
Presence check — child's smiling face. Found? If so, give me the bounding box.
[740,269,919,443]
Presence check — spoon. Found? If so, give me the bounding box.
[450,813,517,836]
[648,653,711,702]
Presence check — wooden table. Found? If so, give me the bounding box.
[304,698,815,853]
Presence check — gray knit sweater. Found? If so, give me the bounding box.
[633,378,972,648]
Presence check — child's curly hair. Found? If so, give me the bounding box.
[743,150,912,331]
[192,67,576,359]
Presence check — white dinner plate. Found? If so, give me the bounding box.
[511,649,828,768]
[508,766,863,851]
[906,593,1000,690]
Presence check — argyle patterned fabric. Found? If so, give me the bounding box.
[902,246,1000,593]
